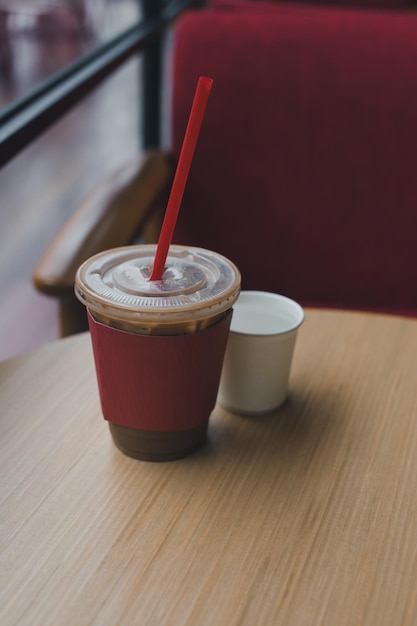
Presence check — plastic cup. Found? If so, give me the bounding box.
[75,244,241,461]
[217,291,304,415]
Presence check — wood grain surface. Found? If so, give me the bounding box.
[1,309,417,626]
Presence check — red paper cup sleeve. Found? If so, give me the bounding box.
[88,310,232,431]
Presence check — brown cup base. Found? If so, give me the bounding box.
[109,422,208,462]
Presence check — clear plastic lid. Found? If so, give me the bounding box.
[75,245,241,326]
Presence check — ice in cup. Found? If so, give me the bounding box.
[217,291,304,415]
[75,244,241,461]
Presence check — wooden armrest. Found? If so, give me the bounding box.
[33,149,174,337]
[33,149,174,299]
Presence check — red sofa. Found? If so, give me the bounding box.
[210,0,414,10]
[170,0,417,315]
[34,0,417,332]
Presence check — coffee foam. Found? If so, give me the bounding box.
[75,245,241,333]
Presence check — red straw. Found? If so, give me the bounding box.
[149,76,213,281]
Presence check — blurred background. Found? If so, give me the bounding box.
[0,0,143,360]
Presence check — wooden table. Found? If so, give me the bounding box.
[1,309,417,626]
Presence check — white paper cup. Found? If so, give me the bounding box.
[217,291,304,415]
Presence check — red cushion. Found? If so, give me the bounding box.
[211,0,411,10]
[171,5,417,314]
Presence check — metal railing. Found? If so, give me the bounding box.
[0,0,199,169]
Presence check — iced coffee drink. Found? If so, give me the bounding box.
[75,244,241,461]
